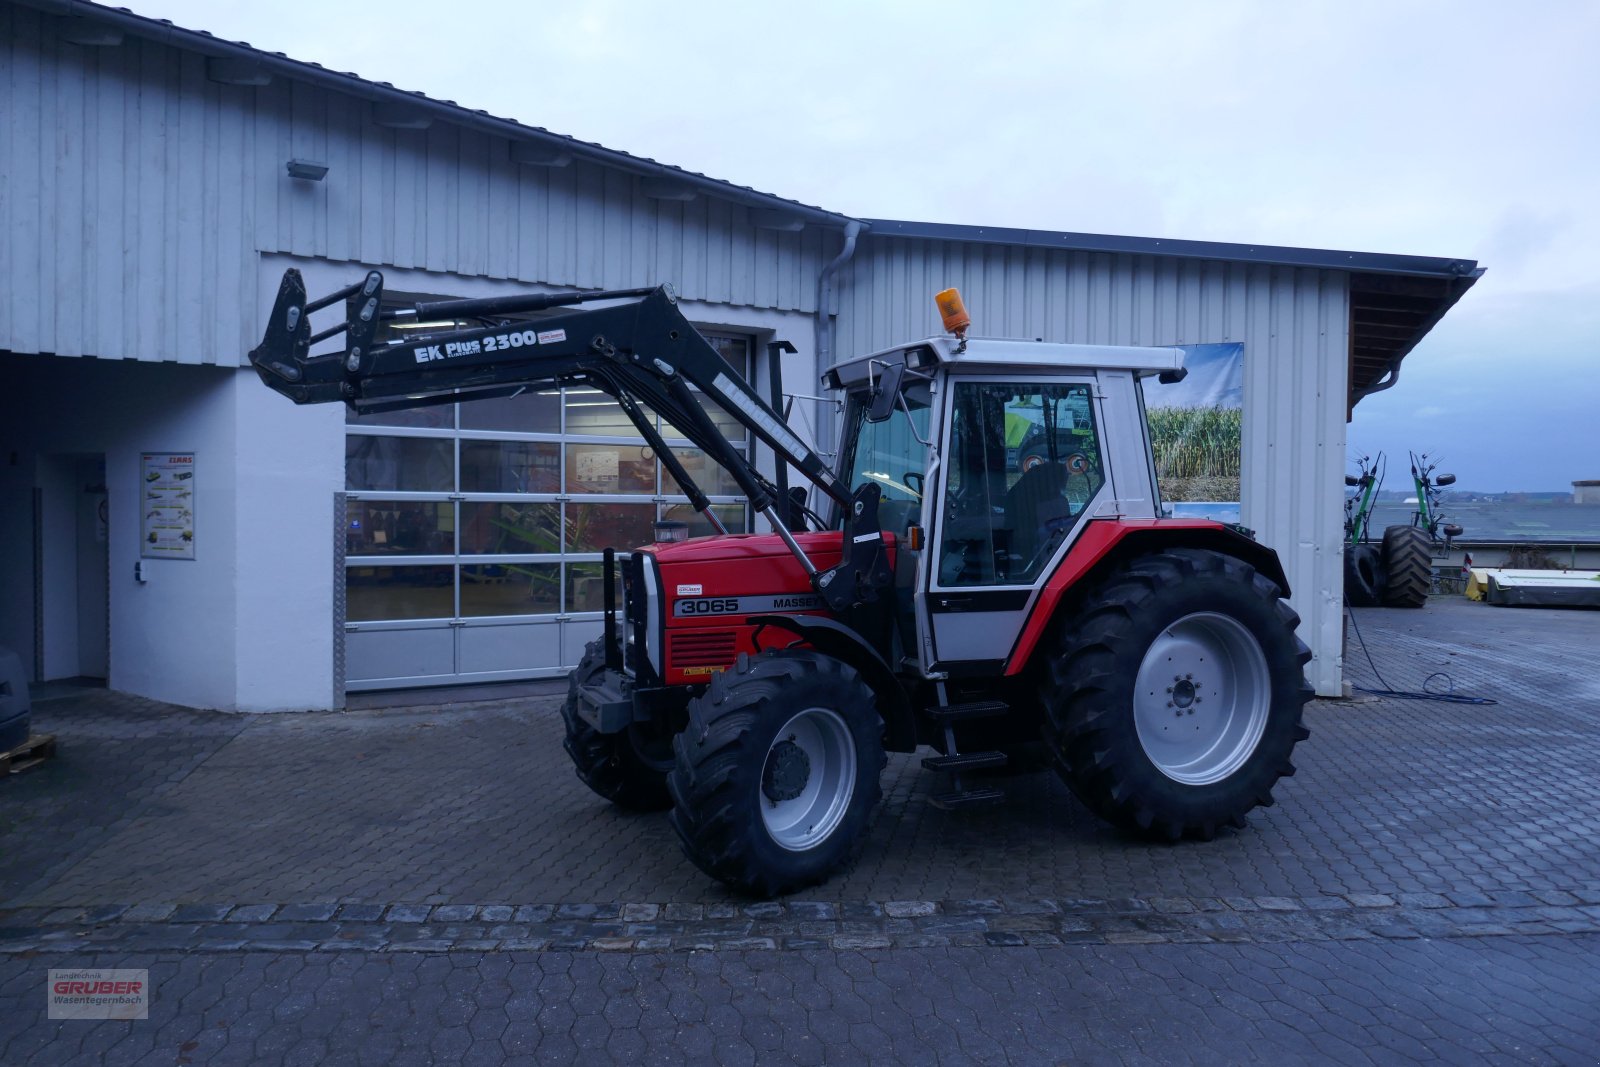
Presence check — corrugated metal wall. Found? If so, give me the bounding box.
[0,5,829,366]
[836,238,1350,696]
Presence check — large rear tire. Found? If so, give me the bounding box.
[668,649,886,897]
[1040,548,1312,841]
[1380,525,1433,607]
[561,640,673,812]
[1343,543,1384,607]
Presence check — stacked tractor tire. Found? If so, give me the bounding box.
[1344,525,1434,607]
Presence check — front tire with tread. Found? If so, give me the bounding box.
[561,640,673,812]
[668,649,886,898]
[1040,548,1312,841]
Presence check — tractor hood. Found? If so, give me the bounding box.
[645,530,853,567]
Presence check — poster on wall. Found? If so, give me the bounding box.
[140,452,196,560]
[1142,343,1243,525]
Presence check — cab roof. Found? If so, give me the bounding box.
[825,336,1185,390]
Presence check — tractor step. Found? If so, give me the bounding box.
[922,751,1007,773]
[929,787,1006,811]
[924,700,1009,723]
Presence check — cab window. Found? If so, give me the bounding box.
[938,381,1103,586]
[841,381,931,535]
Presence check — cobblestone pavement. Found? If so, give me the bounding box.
[3,937,1598,1066]
[2,597,1598,1062]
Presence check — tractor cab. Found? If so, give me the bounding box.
[825,334,1186,675]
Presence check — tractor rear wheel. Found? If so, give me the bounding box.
[668,649,885,897]
[1380,525,1433,607]
[561,640,673,812]
[1344,543,1384,606]
[1040,548,1311,841]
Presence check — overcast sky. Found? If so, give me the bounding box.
[126,0,1600,491]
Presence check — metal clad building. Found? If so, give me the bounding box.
[0,0,1478,709]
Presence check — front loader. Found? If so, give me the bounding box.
[251,270,1311,897]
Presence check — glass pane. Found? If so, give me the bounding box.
[459,389,560,433]
[460,502,562,555]
[566,443,656,494]
[661,502,746,538]
[346,403,454,429]
[566,562,618,614]
[346,436,453,492]
[938,382,1102,587]
[702,333,750,375]
[461,440,560,493]
[564,386,637,437]
[660,448,742,498]
[346,564,454,621]
[461,563,560,617]
[566,502,658,552]
[347,500,454,556]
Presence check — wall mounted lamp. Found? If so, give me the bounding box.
[286,159,329,181]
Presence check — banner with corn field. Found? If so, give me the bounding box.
[1143,343,1243,524]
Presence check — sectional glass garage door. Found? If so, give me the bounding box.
[343,333,750,691]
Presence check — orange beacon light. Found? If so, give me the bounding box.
[935,287,970,338]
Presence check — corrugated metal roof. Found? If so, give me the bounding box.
[861,218,1480,280]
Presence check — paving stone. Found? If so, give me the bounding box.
[275,903,338,922]
[223,904,278,922]
[430,905,477,922]
[1346,894,1397,909]
[334,903,386,922]
[883,901,936,918]
[385,905,432,923]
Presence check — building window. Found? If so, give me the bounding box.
[343,321,751,626]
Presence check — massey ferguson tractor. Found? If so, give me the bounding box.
[251,270,1311,897]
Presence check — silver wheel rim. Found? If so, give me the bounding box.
[759,707,857,852]
[1133,612,1271,785]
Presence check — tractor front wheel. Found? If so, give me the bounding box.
[1041,548,1311,841]
[562,640,674,812]
[668,649,886,897]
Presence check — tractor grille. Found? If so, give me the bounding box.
[670,631,736,669]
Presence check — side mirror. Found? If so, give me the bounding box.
[1344,475,1360,487]
[1435,473,1456,487]
[866,361,907,424]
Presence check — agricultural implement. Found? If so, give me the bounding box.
[1343,450,1463,607]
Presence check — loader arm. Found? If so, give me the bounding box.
[248,268,890,607]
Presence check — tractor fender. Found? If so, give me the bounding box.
[1004,518,1292,677]
[746,613,916,752]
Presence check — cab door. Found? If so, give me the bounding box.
[920,376,1110,672]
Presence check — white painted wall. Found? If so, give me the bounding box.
[231,343,344,711]
[0,352,343,709]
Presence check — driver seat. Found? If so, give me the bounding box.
[1004,463,1076,575]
